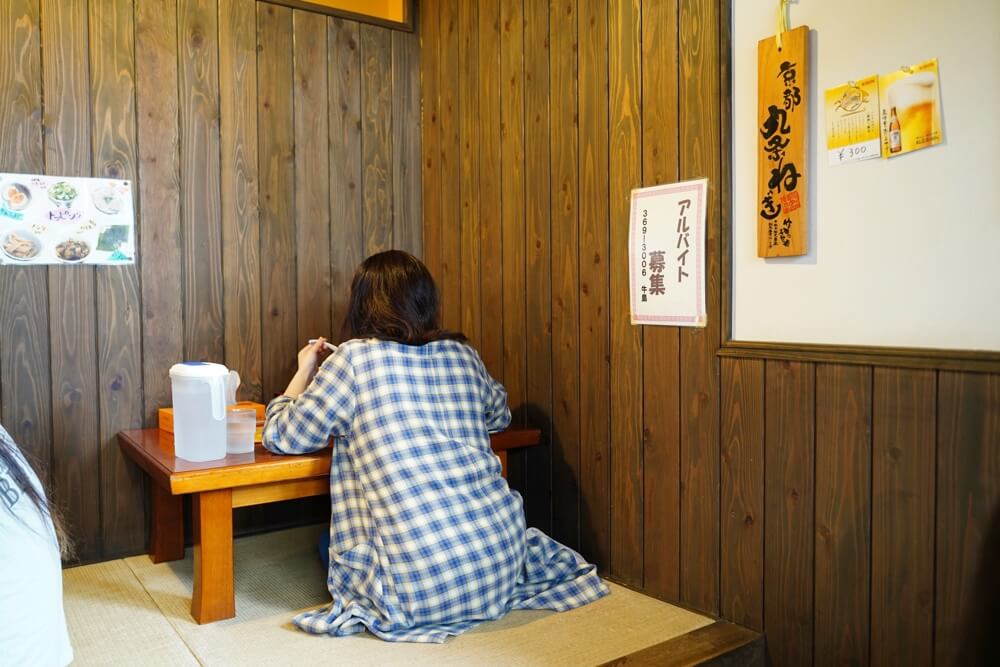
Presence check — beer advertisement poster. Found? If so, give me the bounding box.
[628,178,708,327]
[879,58,943,158]
[825,75,882,165]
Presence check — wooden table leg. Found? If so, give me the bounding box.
[150,482,185,563]
[191,488,235,623]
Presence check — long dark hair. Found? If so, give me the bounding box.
[340,250,466,345]
[0,427,73,559]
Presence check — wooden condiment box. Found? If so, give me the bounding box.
[158,401,266,442]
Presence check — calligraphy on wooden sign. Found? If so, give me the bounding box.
[757,25,808,257]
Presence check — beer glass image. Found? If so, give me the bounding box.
[886,72,940,153]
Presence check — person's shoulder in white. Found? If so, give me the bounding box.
[0,425,74,667]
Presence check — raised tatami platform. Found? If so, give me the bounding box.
[63,525,758,666]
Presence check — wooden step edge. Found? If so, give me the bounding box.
[599,620,764,667]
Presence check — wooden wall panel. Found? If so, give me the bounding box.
[764,360,814,667]
[871,368,936,667]
[499,0,526,497]
[136,0,184,426]
[476,0,502,381]
[90,0,146,557]
[391,29,422,257]
[179,0,225,363]
[548,0,581,551]
[360,24,393,256]
[577,0,611,568]
[436,0,460,328]
[678,0,721,615]
[720,357,764,632]
[522,0,552,533]
[257,3,297,400]
[608,0,643,586]
[293,10,332,342]
[935,372,1000,666]
[0,0,52,495]
[42,0,101,561]
[328,17,363,335]
[418,0,442,286]
[640,0,681,600]
[457,1,482,351]
[219,0,262,401]
[814,364,871,666]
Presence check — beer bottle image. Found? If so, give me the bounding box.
[889,106,902,154]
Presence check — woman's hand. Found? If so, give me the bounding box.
[284,338,332,399]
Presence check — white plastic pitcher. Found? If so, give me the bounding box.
[169,362,240,462]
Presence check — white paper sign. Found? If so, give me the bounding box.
[629,178,707,326]
[0,173,136,266]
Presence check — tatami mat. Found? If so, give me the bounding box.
[62,559,197,666]
[64,525,713,666]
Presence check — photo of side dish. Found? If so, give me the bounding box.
[2,182,31,211]
[54,238,90,263]
[48,181,79,206]
[92,186,123,215]
[1,230,42,261]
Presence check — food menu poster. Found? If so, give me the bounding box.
[0,173,135,266]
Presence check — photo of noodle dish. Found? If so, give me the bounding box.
[2,229,43,262]
[54,237,91,263]
[1,182,31,211]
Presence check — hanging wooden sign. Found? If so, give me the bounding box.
[757,25,809,257]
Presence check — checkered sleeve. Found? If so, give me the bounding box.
[479,355,511,433]
[262,347,357,455]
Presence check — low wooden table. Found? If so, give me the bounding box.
[118,428,540,624]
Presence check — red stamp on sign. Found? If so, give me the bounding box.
[780,191,801,213]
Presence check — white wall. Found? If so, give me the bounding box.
[732,0,1000,351]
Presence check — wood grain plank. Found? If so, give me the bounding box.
[219,0,262,401]
[436,0,461,330]
[720,357,764,632]
[548,0,581,550]
[577,0,611,569]
[814,363,872,666]
[608,0,643,585]
[178,0,224,363]
[90,0,146,557]
[764,360,815,667]
[41,0,101,561]
[328,17,363,337]
[871,368,935,667]
[640,0,681,601]
[458,0,482,350]
[391,29,421,257]
[0,0,52,495]
[499,0,526,496]
[678,0,721,615]
[935,372,1000,666]
[135,0,183,424]
[360,24,392,256]
[419,0,442,282]
[523,0,553,533]
[477,0,503,380]
[293,9,332,342]
[257,2,297,399]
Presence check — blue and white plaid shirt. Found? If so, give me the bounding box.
[264,338,608,642]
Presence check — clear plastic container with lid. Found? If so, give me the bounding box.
[169,362,239,462]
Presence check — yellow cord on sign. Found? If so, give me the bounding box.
[776,0,789,50]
